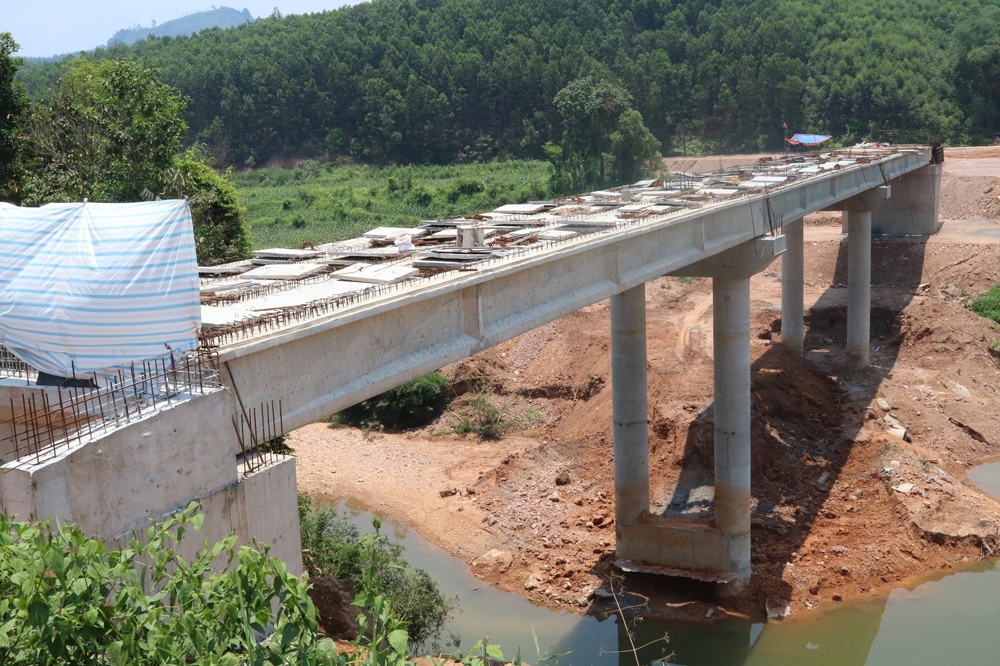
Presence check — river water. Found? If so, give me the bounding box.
[316,469,1000,666]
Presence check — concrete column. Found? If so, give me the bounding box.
[712,277,752,589]
[780,218,804,356]
[611,283,649,527]
[846,211,872,370]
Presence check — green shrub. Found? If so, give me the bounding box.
[971,284,1000,324]
[452,416,473,435]
[0,502,338,665]
[338,372,451,429]
[167,150,251,265]
[451,387,512,439]
[298,496,453,650]
[404,185,433,206]
[469,391,507,439]
[445,178,485,203]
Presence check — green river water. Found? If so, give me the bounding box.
[319,461,1000,666]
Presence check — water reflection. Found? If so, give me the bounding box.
[312,495,1000,666]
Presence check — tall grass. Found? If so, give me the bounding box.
[233,159,555,249]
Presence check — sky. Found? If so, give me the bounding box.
[3,1,355,58]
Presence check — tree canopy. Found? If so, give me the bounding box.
[0,33,27,194]
[8,58,249,264]
[546,76,661,190]
[19,59,186,204]
[15,0,1000,170]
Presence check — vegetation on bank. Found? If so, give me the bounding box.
[15,0,1000,167]
[0,503,336,664]
[971,284,1000,324]
[0,498,542,665]
[298,496,455,651]
[233,160,554,249]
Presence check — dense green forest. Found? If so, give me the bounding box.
[13,0,1000,167]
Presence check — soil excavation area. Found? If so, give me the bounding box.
[293,147,1000,621]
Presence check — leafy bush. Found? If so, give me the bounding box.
[467,390,508,439]
[298,496,453,650]
[166,150,252,265]
[971,284,1000,324]
[0,502,339,665]
[337,372,451,429]
[451,387,516,440]
[445,178,485,203]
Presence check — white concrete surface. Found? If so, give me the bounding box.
[712,276,752,583]
[781,218,805,355]
[109,455,303,577]
[611,284,650,527]
[847,210,873,369]
[1,389,238,539]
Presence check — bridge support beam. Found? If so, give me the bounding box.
[780,218,804,356]
[846,211,872,370]
[712,276,753,593]
[611,284,650,527]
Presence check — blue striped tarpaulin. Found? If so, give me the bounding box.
[0,199,201,377]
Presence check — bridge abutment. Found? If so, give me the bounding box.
[871,164,942,236]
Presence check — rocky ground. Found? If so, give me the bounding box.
[293,146,1000,624]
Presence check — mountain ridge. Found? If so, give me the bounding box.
[107,7,254,47]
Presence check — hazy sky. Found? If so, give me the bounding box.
[4,1,354,57]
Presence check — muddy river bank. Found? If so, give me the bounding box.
[316,478,1000,666]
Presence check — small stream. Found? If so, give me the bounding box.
[316,471,1000,666]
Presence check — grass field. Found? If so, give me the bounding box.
[232,160,555,250]
[972,284,1000,324]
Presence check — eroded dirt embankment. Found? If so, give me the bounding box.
[293,151,1000,620]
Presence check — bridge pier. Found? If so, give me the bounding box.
[614,235,784,590]
[846,210,873,369]
[828,185,890,370]
[712,276,753,593]
[611,284,650,527]
[780,218,804,356]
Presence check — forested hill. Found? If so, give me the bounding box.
[17,0,1000,167]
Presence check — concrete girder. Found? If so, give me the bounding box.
[825,185,890,213]
[220,150,932,436]
[668,235,785,279]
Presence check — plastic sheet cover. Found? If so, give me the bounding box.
[0,200,201,377]
[785,133,833,146]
